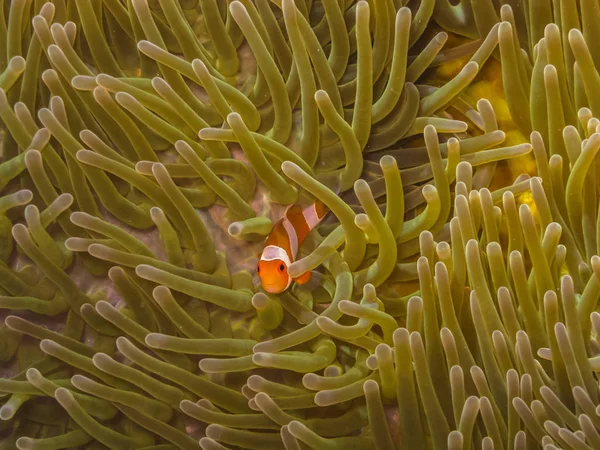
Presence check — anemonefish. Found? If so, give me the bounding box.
[257,200,328,294]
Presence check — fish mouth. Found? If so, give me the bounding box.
[262,284,285,294]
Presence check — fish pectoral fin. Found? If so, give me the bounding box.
[294,271,312,285]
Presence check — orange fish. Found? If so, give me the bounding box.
[257,200,328,294]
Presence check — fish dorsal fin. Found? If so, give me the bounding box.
[314,172,343,196]
[290,173,340,216]
[296,189,318,209]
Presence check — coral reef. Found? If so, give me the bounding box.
[1,0,600,448]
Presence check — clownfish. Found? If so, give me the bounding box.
[257,200,328,294]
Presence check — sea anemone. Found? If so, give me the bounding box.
[1,0,600,449]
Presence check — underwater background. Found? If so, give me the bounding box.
[1,0,600,448]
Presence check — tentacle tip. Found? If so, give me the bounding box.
[205,424,224,439]
[15,437,34,450]
[53,387,73,405]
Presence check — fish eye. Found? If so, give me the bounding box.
[279,264,285,272]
